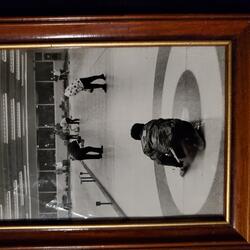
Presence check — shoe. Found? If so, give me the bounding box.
[77,136,83,143]
[100,74,106,80]
[100,145,104,153]
[195,130,206,151]
[102,84,107,93]
[192,121,206,151]
[179,163,190,177]
[80,141,85,147]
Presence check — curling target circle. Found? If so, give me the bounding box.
[160,46,224,214]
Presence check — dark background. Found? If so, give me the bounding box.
[0,0,250,16]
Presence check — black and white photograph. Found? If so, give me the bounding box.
[0,44,229,220]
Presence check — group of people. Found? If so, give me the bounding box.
[56,116,206,177]
[54,117,104,161]
[53,68,206,177]
[51,70,108,161]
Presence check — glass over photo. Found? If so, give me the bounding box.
[0,45,227,220]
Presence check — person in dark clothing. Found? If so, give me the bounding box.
[130,118,205,177]
[67,139,103,160]
[79,74,107,93]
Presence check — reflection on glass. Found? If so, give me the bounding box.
[39,193,57,213]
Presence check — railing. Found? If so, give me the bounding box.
[80,162,127,218]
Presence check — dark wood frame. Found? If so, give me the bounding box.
[0,15,249,249]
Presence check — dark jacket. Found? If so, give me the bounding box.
[67,141,81,159]
[141,118,178,163]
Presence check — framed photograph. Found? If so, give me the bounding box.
[0,15,249,249]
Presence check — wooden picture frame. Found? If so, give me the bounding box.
[0,14,249,249]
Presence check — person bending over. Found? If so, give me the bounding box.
[130,118,205,177]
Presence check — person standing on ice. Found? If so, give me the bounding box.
[60,117,80,128]
[130,118,205,177]
[57,117,80,133]
[64,74,107,97]
[50,68,69,81]
[67,137,103,160]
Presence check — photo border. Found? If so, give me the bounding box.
[0,15,248,249]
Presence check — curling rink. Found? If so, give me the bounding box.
[68,45,225,218]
